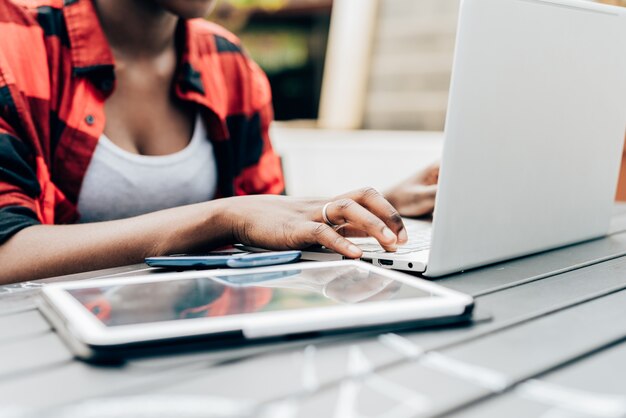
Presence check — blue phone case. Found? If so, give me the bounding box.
[226,251,301,268]
[145,251,301,269]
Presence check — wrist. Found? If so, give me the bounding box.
[209,197,241,244]
[153,199,239,256]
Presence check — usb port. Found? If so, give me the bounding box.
[379,259,394,266]
[360,258,373,264]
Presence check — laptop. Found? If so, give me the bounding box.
[302,0,626,277]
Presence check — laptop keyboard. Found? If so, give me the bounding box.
[352,222,432,254]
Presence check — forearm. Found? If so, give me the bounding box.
[0,199,234,284]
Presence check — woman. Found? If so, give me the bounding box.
[0,0,437,284]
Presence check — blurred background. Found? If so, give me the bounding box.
[212,0,625,130]
[211,0,457,131]
[209,0,626,198]
[211,0,332,122]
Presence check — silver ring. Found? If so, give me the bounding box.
[322,202,344,230]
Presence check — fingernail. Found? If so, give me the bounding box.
[348,244,362,256]
[398,228,408,243]
[383,227,397,242]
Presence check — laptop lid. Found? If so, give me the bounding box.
[426,0,626,277]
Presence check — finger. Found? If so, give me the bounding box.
[326,198,399,251]
[398,184,437,206]
[338,224,370,238]
[410,184,437,202]
[397,185,437,217]
[423,163,440,185]
[341,187,408,244]
[408,162,440,186]
[307,222,362,258]
[399,200,436,218]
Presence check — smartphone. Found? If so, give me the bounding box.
[145,251,302,269]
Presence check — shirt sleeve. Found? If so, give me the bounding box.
[0,90,42,245]
[0,0,46,243]
[232,58,286,196]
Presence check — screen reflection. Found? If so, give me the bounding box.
[69,265,435,327]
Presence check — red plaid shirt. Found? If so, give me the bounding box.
[0,0,285,243]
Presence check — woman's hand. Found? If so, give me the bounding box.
[224,188,408,259]
[384,162,440,218]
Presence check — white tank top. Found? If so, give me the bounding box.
[77,115,218,223]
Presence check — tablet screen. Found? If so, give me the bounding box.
[68,265,437,327]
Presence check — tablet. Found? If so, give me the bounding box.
[38,261,474,362]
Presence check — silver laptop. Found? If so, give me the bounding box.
[303,0,626,277]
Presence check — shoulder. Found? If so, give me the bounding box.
[4,0,68,44]
[1,0,64,23]
[0,0,38,26]
[0,0,65,54]
[187,19,244,53]
[187,19,272,110]
[0,0,54,93]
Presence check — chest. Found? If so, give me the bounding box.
[103,59,196,156]
[76,115,218,222]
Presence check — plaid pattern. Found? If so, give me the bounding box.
[0,0,285,244]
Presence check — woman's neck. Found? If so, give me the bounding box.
[93,0,179,61]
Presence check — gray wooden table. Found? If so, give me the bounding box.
[3,206,626,418]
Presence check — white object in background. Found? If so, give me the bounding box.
[318,0,379,130]
[270,126,443,197]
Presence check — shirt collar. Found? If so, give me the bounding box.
[63,0,115,88]
[62,0,227,137]
[174,21,229,138]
